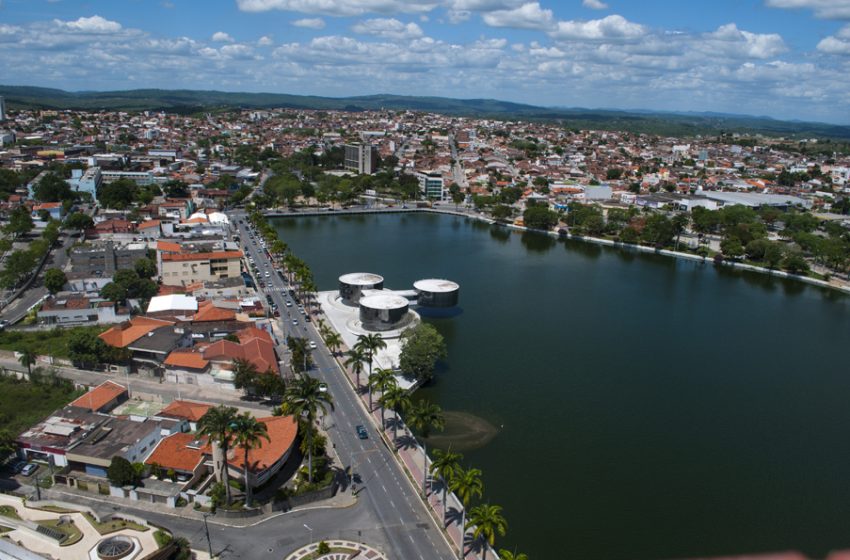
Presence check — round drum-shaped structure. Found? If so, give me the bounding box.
[339,273,385,306]
[97,536,134,560]
[359,293,409,332]
[414,279,460,308]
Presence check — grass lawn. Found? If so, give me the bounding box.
[39,518,83,546]
[0,376,83,437]
[83,513,149,535]
[0,506,21,520]
[0,326,108,360]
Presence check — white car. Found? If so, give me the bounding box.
[309,341,317,349]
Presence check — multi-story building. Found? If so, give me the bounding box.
[160,250,243,286]
[416,171,447,201]
[344,143,378,175]
[0,95,5,121]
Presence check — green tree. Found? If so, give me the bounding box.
[278,375,334,483]
[97,178,137,209]
[783,252,810,275]
[522,205,559,230]
[100,282,128,304]
[232,359,260,397]
[134,258,157,279]
[399,323,447,384]
[379,386,411,441]
[198,405,240,505]
[4,207,34,239]
[407,399,445,438]
[491,205,513,221]
[344,347,367,389]
[231,413,270,508]
[324,332,343,356]
[450,466,484,508]
[64,212,93,232]
[107,456,138,487]
[44,268,67,294]
[467,504,508,560]
[368,368,397,427]
[720,237,744,259]
[1,250,37,289]
[355,333,387,410]
[499,550,529,560]
[33,173,73,202]
[430,447,462,526]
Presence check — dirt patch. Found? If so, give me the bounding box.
[426,411,499,451]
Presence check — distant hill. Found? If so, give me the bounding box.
[2,85,850,140]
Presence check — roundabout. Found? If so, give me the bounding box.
[284,539,387,560]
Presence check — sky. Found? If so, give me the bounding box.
[2,0,850,123]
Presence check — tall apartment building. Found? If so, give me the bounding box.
[344,143,378,175]
[0,96,5,122]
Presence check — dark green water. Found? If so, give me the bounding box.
[273,213,850,560]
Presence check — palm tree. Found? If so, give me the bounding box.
[355,333,387,404]
[279,375,334,483]
[407,399,445,438]
[498,550,529,560]
[324,332,343,357]
[467,504,508,560]
[344,347,367,389]
[18,349,36,378]
[379,386,411,442]
[231,413,269,508]
[368,368,397,422]
[450,466,484,550]
[198,405,239,505]
[430,448,463,524]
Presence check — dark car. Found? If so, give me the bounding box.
[356,425,368,439]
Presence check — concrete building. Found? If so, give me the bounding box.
[67,167,101,203]
[37,295,130,326]
[344,143,378,175]
[0,95,5,121]
[417,171,447,201]
[160,250,243,286]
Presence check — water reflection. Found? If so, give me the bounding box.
[520,231,556,253]
[489,225,511,243]
[564,239,602,259]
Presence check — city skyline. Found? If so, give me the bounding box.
[1,0,850,123]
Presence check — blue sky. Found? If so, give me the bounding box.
[2,0,850,123]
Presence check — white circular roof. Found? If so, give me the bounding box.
[414,279,460,293]
[188,211,209,221]
[360,293,409,311]
[339,272,384,286]
[208,212,229,224]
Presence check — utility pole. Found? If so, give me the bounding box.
[202,512,213,559]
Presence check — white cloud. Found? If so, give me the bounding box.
[292,18,326,29]
[56,15,122,33]
[212,31,235,42]
[257,35,274,46]
[817,24,850,53]
[352,17,423,39]
[549,14,645,40]
[482,2,554,30]
[765,0,850,19]
[236,0,438,17]
[447,0,524,9]
[705,23,786,58]
[582,0,608,9]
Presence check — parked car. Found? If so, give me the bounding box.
[318,382,328,392]
[21,463,38,477]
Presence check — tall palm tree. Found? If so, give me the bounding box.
[467,504,508,560]
[231,413,269,508]
[368,368,397,422]
[18,349,36,378]
[379,386,411,442]
[355,334,387,390]
[344,347,367,389]
[279,375,334,483]
[450,466,484,550]
[324,332,343,357]
[198,405,239,505]
[430,448,463,524]
[498,550,529,560]
[407,399,445,438]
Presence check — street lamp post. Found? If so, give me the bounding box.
[202,512,213,559]
[303,523,313,544]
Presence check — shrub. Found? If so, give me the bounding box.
[317,541,330,554]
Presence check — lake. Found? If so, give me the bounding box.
[272,212,850,560]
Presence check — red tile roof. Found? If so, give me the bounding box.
[163,349,209,371]
[99,317,175,348]
[227,415,298,473]
[70,380,127,412]
[144,432,207,473]
[158,400,213,422]
[193,300,236,322]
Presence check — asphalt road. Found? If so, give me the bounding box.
[232,211,456,560]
